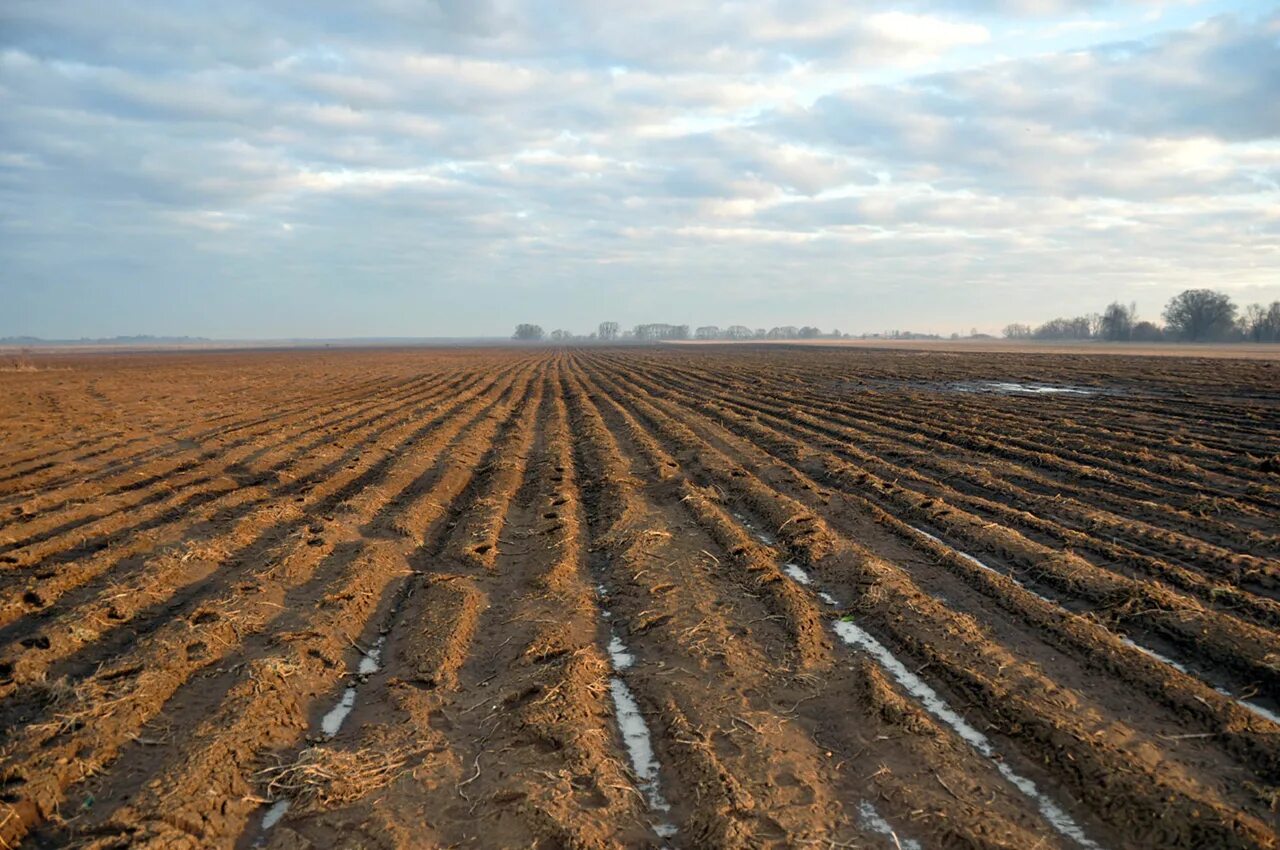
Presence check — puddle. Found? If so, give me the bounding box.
[783,563,813,585]
[358,636,385,675]
[858,800,922,850]
[610,675,677,838]
[1120,636,1190,674]
[749,498,1105,845]
[260,636,387,838]
[910,526,1056,604]
[830,378,1124,399]
[608,634,635,669]
[916,526,1280,728]
[319,636,386,738]
[776,560,1100,849]
[1233,696,1280,726]
[1122,637,1280,725]
[733,511,776,545]
[832,619,1101,849]
[320,687,357,737]
[739,513,842,597]
[784,563,839,606]
[951,381,1098,396]
[260,799,290,830]
[596,587,677,840]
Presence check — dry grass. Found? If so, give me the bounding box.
[257,743,423,813]
[25,673,78,708]
[25,679,109,737]
[0,350,44,372]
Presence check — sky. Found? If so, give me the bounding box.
[2,1,1278,339]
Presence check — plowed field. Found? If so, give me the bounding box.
[1,345,1277,849]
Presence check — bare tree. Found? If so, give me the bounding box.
[633,323,689,341]
[598,321,619,341]
[1242,304,1265,341]
[695,325,721,340]
[1241,302,1280,342]
[513,324,544,341]
[1032,317,1092,340]
[1099,302,1136,341]
[1163,289,1238,341]
[1266,303,1280,342]
[1002,323,1032,339]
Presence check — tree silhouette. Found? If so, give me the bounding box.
[1162,290,1237,341]
[1100,303,1136,341]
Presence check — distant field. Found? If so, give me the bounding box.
[675,337,1280,359]
[1,346,1277,849]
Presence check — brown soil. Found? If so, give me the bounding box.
[672,338,1280,360]
[0,346,1277,849]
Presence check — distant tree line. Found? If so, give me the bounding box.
[514,292,1280,345]
[692,325,832,340]
[512,322,848,343]
[1003,290,1280,343]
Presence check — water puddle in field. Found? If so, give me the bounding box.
[610,676,676,837]
[780,565,835,608]
[596,587,677,840]
[733,511,776,545]
[736,511,843,598]
[916,523,1280,727]
[831,618,1101,849]
[608,633,635,669]
[783,563,812,584]
[783,563,840,606]
[1120,636,1190,674]
[1121,637,1280,725]
[1236,698,1280,726]
[738,507,850,604]
[858,801,922,850]
[260,799,290,830]
[779,562,1101,850]
[258,636,387,839]
[910,526,1057,604]
[320,688,357,737]
[738,511,840,608]
[319,636,386,738]
[952,381,1098,396]
[358,637,385,675]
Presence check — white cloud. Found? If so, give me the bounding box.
[1,1,1277,337]
[864,11,991,50]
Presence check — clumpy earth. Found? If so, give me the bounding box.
[0,344,1277,849]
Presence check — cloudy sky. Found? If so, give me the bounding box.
[2,1,1277,339]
